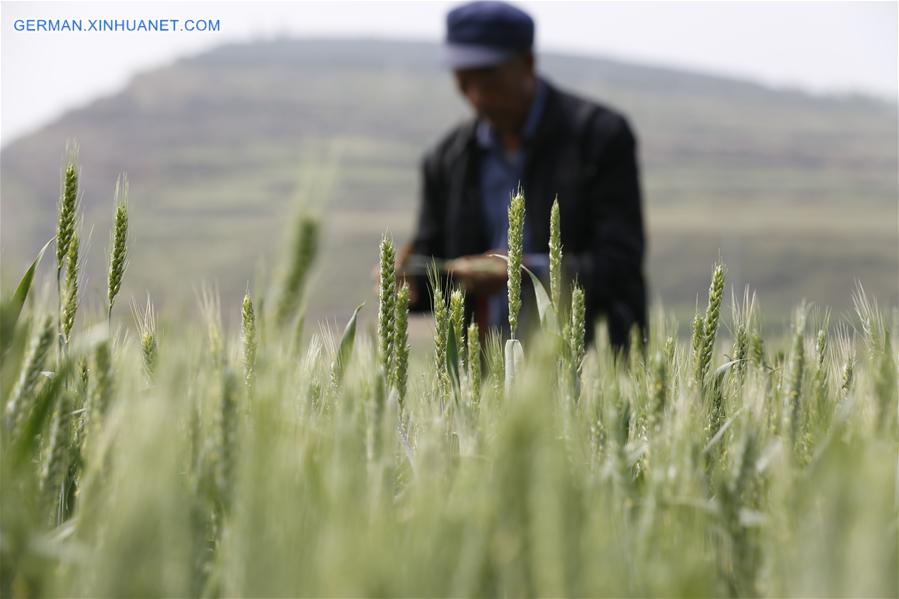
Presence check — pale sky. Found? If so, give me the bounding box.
[1,0,897,146]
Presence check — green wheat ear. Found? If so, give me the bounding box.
[5,315,55,435]
[393,283,410,409]
[61,231,79,344]
[695,261,725,387]
[242,292,257,395]
[548,196,562,313]
[840,353,854,396]
[428,263,449,400]
[107,175,129,321]
[55,143,80,360]
[507,188,525,339]
[450,288,465,369]
[40,388,73,524]
[651,349,667,425]
[132,295,158,381]
[467,321,481,403]
[90,339,114,436]
[217,367,238,512]
[277,213,320,327]
[785,304,807,449]
[690,309,704,363]
[433,286,449,399]
[569,283,586,394]
[56,142,79,275]
[378,235,396,386]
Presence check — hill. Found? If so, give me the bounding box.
[3,38,896,333]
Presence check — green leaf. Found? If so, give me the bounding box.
[489,254,558,332]
[714,358,742,383]
[333,303,364,383]
[0,238,54,365]
[702,407,746,455]
[10,359,73,468]
[523,264,557,332]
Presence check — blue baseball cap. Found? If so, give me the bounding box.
[443,1,535,69]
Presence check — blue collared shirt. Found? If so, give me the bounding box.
[476,77,550,332]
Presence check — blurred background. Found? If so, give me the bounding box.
[2,1,897,336]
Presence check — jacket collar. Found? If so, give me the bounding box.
[524,76,563,158]
[474,77,549,149]
[446,75,562,167]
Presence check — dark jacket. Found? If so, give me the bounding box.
[408,77,648,351]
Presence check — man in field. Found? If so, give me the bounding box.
[401,0,648,350]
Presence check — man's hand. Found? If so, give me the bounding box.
[370,246,508,301]
[445,251,507,295]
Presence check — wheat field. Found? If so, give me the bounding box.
[1,149,897,597]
